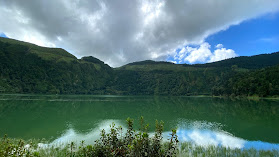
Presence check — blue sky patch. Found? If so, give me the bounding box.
[206,12,279,56]
[0,32,8,38]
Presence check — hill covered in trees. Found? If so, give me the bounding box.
[0,37,278,97]
[0,37,113,94]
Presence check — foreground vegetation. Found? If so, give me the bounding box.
[1,118,279,157]
[178,143,279,157]
[1,117,179,157]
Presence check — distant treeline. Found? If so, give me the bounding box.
[0,37,279,97]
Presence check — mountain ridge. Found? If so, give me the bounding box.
[1,37,279,69]
[0,37,278,97]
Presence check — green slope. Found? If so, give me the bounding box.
[0,37,113,94]
[0,37,76,62]
[113,52,279,96]
[120,51,279,71]
[220,64,279,97]
[191,52,279,69]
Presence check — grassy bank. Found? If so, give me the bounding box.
[1,137,278,157]
[178,142,279,157]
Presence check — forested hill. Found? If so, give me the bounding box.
[114,56,279,96]
[0,37,278,97]
[0,37,113,94]
[190,52,279,69]
[120,52,279,71]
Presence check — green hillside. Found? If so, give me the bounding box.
[218,64,279,97]
[113,53,279,96]
[190,52,279,69]
[0,37,76,62]
[0,37,113,94]
[0,37,278,97]
[120,52,279,71]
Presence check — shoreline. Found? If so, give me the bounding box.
[1,93,279,100]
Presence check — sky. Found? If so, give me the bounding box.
[0,0,279,67]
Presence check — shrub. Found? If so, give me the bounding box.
[75,117,179,156]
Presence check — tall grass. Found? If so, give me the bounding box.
[178,142,279,157]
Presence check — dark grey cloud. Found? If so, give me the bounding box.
[0,0,279,67]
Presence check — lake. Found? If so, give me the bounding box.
[0,94,279,150]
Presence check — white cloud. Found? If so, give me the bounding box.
[0,0,278,67]
[215,44,223,49]
[184,43,212,63]
[173,42,238,64]
[174,47,187,63]
[209,48,237,62]
[257,36,279,43]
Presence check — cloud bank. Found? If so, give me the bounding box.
[0,0,279,67]
[172,43,237,64]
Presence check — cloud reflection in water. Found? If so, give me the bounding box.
[39,119,279,151]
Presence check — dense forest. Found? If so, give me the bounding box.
[0,37,113,94]
[0,37,278,97]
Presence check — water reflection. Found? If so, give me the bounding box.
[38,120,279,151]
[0,95,279,144]
[176,129,279,150]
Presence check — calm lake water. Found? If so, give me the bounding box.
[0,94,279,150]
